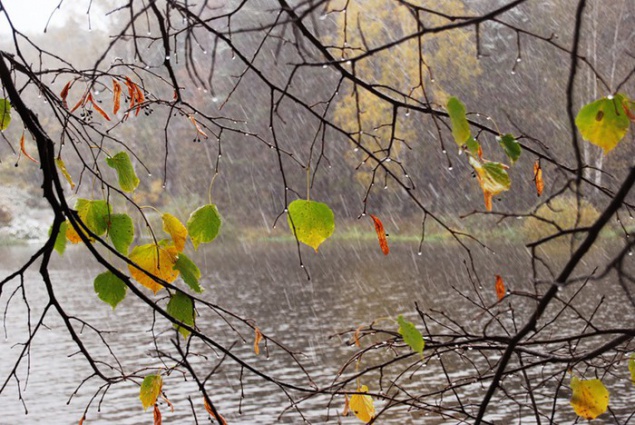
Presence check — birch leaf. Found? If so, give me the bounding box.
[106,151,139,192]
[575,93,630,154]
[94,271,127,309]
[570,375,609,420]
[162,213,187,252]
[349,385,375,423]
[139,374,163,411]
[128,243,179,293]
[187,204,222,250]
[173,253,202,293]
[287,200,335,252]
[447,97,470,146]
[167,291,195,339]
[397,315,424,355]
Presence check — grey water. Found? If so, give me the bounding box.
[0,240,633,424]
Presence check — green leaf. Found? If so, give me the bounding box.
[629,353,635,385]
[94,271,127,309]
[105,151,140,192]
[50,221,68,255]
[187,204,222,250]
[465,137,480,156]
[76,199,111,235]
[397,315,424,355]
[570,375,609,420]
[66,199,112,243]
[139,374,163,411]
[0,99,11,131]
[499,134,521,163]
[173,253,203,293]
[55,157,75,189]
[167,291,195,339]
[575,93,630,154]
[447,96,471,146]
[287,199,335,252]
[107,213,134,254]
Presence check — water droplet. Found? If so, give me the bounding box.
[322,64,328,69]
[448,166,453,171]
[165,55,171,60]
[442,149,447,154]
[148,173,152,177]
[203,50,207,55]
[430,78,435,83]
[629,251,633,256]
[212,97,218,103]
[384,185,388,189]
[607,94,614,100]
[353,148,359,152]
[346,60,352,65]
[405,110,410,117]
[516,57,522,62]
[404,174,409,178]
[511,70,516,75]
[385,158,391,162]
[284,208,288,212]
[417,252,422,256]
[361,212,366,217]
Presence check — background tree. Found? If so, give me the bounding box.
[0,0,634,424]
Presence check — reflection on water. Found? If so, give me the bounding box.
[0,240,633,424]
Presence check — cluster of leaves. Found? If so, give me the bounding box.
[447,96,522,211]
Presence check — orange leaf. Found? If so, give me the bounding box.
[87,93,111,121]
[153,405,162,425]
[60,80,72,109]
[342,394,350,416]
[254,326,263,355]
[189,115,208,139]
[353,325,363,347]
[533,160,544,197]
[495,274,506,302]
[19,132,39,164]
[369,214,389,255]
[112,79,122,115]
[204,397,227,425]
[70,92,88,113]
[78,415,85,425]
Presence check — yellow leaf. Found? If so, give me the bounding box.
[349,385,375,423]
[629,353,635,385]
[254,326,263,355]
[570,375,609,420]
[55,157,76,189]
[533,160,544,197]
[468,156,511,212]
[162,213,187,252]
[575,94,630,154]
[128,243,179,293]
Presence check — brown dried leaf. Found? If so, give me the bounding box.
[112,79,122,115]
[20,132,39,164]
[60,81,72,109]
[70,92,88,113]
[495,274,506,302]
[87,93,111,121]
[189,115,208,139]
[153,405,162,425]
[369,214,389,255]
[254,326,263,355]
[342,394,350,416]
[353,325,363,348]
[204,397,228,425]
[78,415,85,425]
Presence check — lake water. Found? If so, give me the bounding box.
[0,239,633,424]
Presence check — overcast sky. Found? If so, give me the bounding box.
[0,0,108,35]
